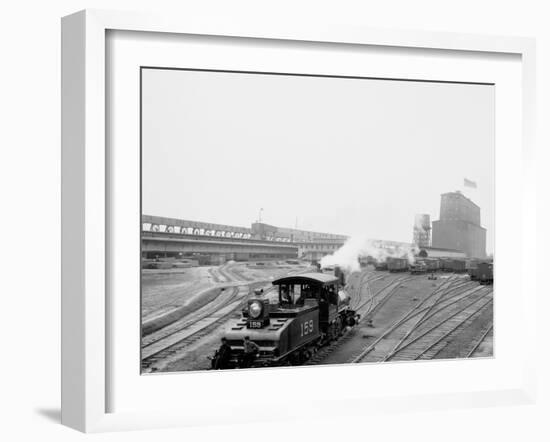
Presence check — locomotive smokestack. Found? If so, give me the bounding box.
[334,266,345,286]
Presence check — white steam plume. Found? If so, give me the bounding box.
[320,236,419,273]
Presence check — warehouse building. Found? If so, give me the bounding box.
[432,191,487,258]
[417,246,466,259]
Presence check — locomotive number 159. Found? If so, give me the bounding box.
[300,320,314,337]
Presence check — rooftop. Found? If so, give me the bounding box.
[441,191,480,209]
[272,273,338,286]
[420,246,463,253]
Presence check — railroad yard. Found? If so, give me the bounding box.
[141,261,493,373]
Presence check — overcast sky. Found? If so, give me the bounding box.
[142,68,495,253]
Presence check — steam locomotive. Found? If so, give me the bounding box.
[210,270,359,369]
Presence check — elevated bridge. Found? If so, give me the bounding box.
[142,231,299,260]
[142,215,348,262]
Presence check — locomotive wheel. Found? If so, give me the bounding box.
[302,349,314,363]
[328,320,341,341]
[279,357,292,367]
[336,317,344,337]
[327,326,335,342]
[289,352,301,365]
[328,318,342,341]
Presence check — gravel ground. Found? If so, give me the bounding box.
[141,267,216,320]
[321,272,448,365]
[321,272,493,365]
[141,262,311,372]
[469,327,494,357]
[142,267,493,373]
[141,262,299,321]
[435,305,493,359]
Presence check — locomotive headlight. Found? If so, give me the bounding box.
[249,301,263,319]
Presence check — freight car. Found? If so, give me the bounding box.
[451,259,467,273]
[359,255,377,268]
[439,258,451,271]
[424,258,440,272]
[474,262,493,285]
[466,259,481,280]
[410,258,440,274]
[387,257,409,272]
[375,259,388,271]
[409,261,427,274]
[210,272,359,369]
[467,263,479,280]
[441,258,466,273]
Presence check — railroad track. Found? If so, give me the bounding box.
[145,265,306,342]
[142,303,245,372]
[466,323,493,358]
[305,272,415,365]
[350,282,493,363]
[344,276,462,364]
[142,267,309,372]
[142,263,317,372]
[360,274,417,319]
[349,281,478,363]
[223,263,255,282]
[141,283,272,372]
[390,292,493,361]
[208,263,245,284]
[142,286,241,349]
[207,266,226,283]
[349,271,386,311]
[379,278,473,361]
[141,281,206,325]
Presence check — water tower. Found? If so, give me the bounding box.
[413,214,431,248]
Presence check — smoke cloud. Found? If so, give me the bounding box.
[320,236,418,273]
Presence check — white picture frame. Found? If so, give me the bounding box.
[61,9,537,433]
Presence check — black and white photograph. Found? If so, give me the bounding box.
[140,67,495,374]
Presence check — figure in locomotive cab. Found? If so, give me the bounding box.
[240,336,260,368]
[281,286,292,305]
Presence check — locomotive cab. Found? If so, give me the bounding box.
[271,274,357,340]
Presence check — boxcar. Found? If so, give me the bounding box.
[467,261,478,280]
[424,258,440,272]
[375,260,388,271]
[476,262,494,285]
[387,257,409,272]
[449,259,466,272]
[441,258,466,272]
[409,261,427,274]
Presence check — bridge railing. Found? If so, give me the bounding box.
[142,221,347,245]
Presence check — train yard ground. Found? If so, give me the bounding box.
[141,263,493,373]
[141,260,311,372]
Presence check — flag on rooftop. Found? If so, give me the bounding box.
[464,178,477,189]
